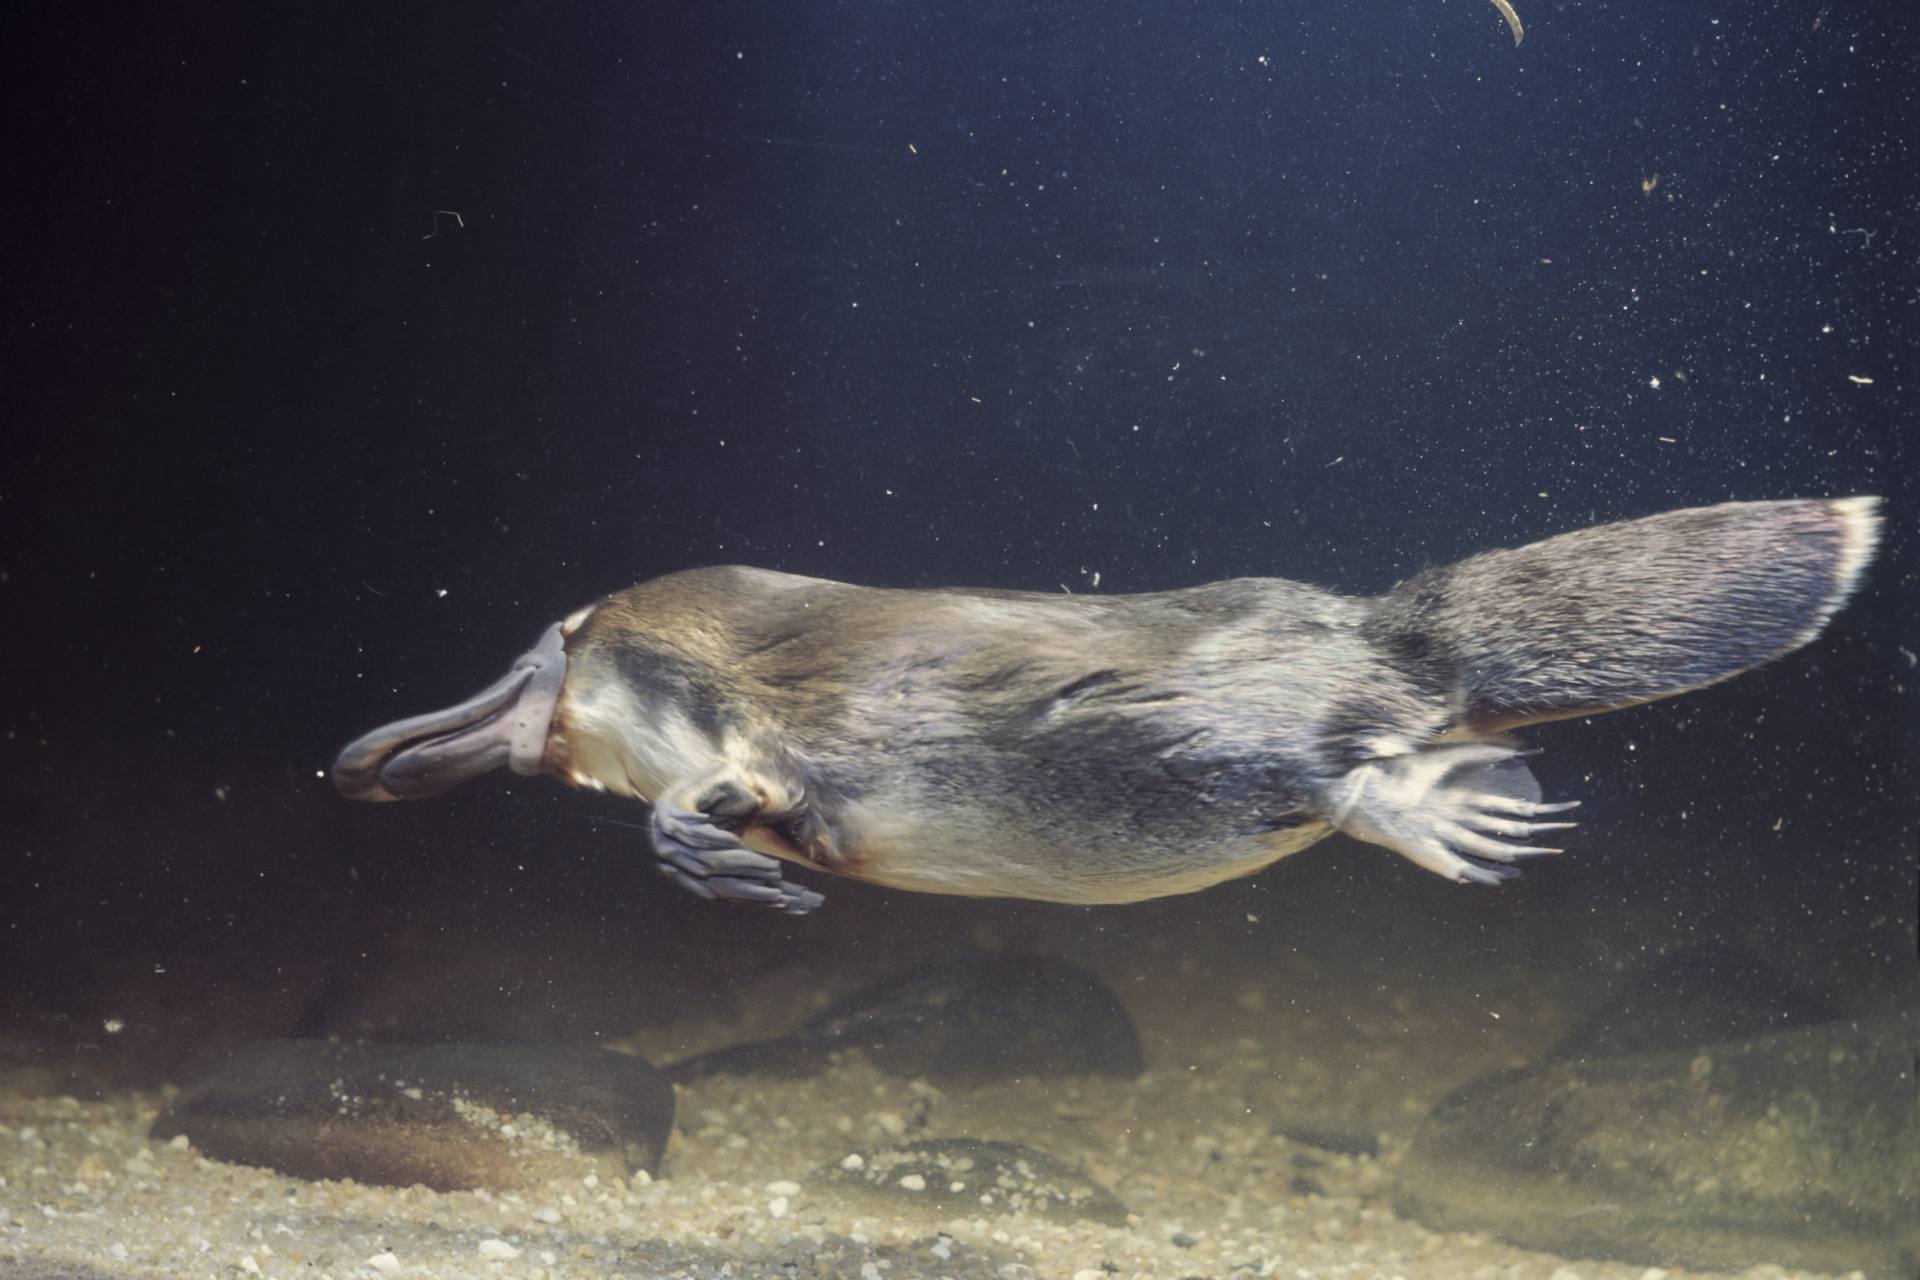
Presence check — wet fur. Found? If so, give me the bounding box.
[554,573,1368,902]
[543,498,1880,904]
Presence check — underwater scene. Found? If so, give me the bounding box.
[2,1,1914,1278]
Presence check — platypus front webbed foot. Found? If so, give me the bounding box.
[652,774,826,915]
[1325,743,1579,885]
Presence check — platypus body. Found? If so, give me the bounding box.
[334,498,1881,914]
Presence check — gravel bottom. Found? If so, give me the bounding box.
[0,1065,1871,1280]
[2,857,1900,1280]
[0,1019,1876,1277]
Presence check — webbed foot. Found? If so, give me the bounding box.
[651,776,825,914]
[1325,742,1579,885]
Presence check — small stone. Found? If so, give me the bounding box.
[533,1206,562,1224]
[997,1267,1036,1280]
[367,1252,401,1274]
[860,1265,882,1280]
[840,1153,864,1170]
[766,1179,801,1196]
[239,1257,261,1276]
[167,1134,191,1150]
[1074,1271,1106,1280]
[478,1238,522,1259]
[826,1137,1127,1226]
[768,1195,789,1218]
[1638,1271,1669,1280]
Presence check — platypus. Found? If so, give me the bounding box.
[333,497,1881,914]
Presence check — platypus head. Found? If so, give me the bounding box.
[332,621,570,802]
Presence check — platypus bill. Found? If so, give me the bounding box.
[333,497,1881,915]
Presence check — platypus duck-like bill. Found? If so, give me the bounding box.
[333,623,567,803]
[333,496,1882,915]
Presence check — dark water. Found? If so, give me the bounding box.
[2,0,1914,1271]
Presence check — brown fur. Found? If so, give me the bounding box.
[534,497,1879,903]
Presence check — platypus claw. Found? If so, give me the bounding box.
[650,788,824,914]
[1327,742,1583,886]
[657,862,824,914]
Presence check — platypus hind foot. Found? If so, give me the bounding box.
[1326,742,1579,885]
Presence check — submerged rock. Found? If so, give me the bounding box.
[667,954,1143,1084]
[151,1039,674,1191]
[1546,943,1839,1061]
[822,1137,1128,1226]
[1396,1011,1919,1275]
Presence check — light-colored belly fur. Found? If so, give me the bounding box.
[841,799,1332,904]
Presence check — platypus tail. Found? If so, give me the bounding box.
[1366,497,1883,732]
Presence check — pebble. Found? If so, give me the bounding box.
[367,1252,402,1274]
[829,1137,1128,1226]
[765,1179,801,1195]
[478,1238,522,1259]
[768,1195,789,1218]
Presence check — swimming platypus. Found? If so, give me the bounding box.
[333,497,1881,914]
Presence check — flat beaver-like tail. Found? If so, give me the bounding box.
[1366,497,1882,732]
